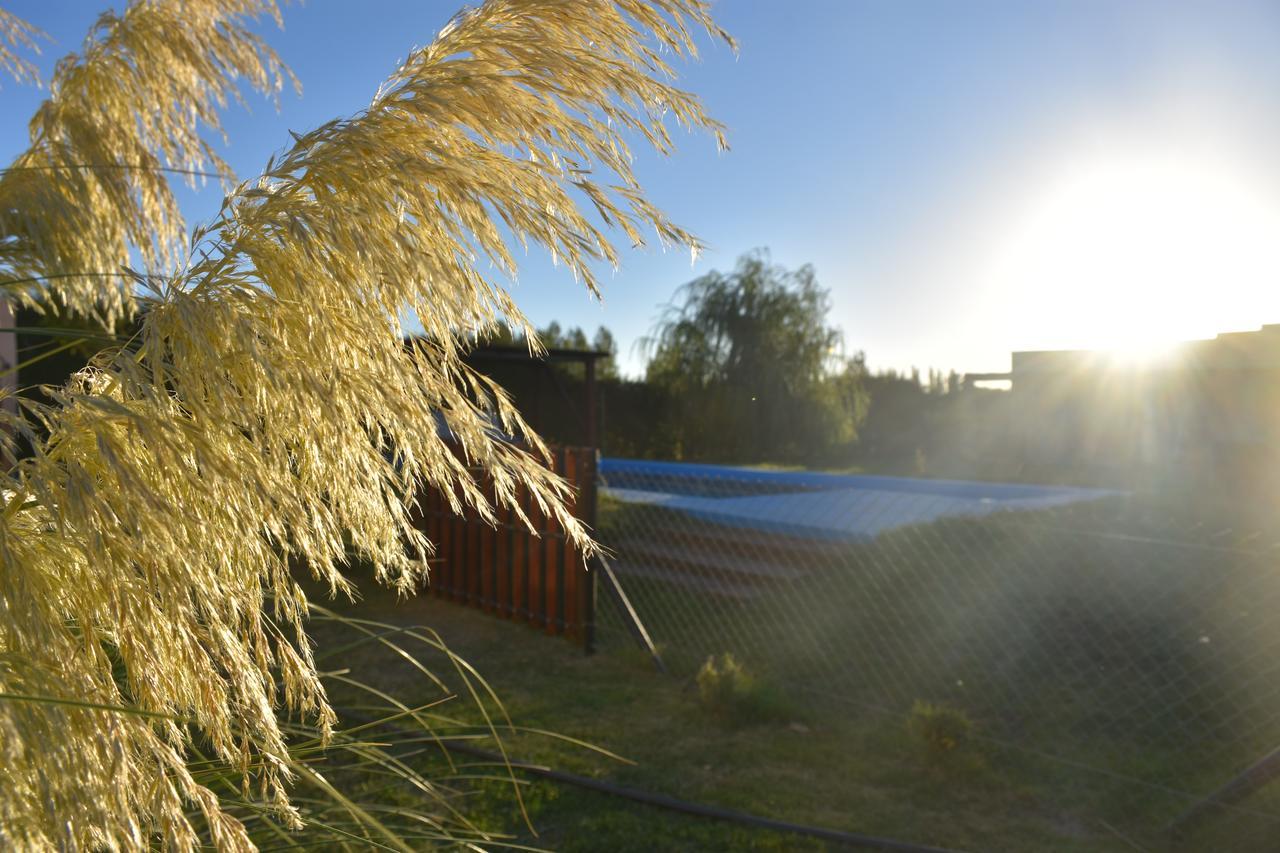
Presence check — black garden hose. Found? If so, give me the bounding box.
[340,712,969,853]
[449,740,968,852]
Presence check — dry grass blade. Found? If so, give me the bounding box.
[0,8,41,86]
[0,0,294,326]
[179,607,609,851]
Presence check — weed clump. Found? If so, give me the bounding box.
[907,700,972,759]
[696,653,794,725]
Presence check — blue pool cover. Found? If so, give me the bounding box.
[599,458,1115,540]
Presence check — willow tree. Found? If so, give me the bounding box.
[0,1,728,849]
[644,251,865,464]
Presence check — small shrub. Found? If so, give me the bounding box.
[907,700,972,758]
[695,653,794,725]
[697,652,751,706]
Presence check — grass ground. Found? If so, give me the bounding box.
[299,486,1280,851]
[592,491,1280,844]
[311,581,1157,852]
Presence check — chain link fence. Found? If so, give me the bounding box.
[591,457,1280,849]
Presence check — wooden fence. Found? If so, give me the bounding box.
[415,446,597,650]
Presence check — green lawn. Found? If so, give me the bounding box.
[311,583,1154,852]
[301,490,1280,850]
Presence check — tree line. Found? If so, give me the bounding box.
[477,250,1018,478]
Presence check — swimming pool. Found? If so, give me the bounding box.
[600,458,1115,540]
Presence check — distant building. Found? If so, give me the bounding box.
[978,325,1280,489]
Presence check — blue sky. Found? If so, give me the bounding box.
[6,1,1280,376]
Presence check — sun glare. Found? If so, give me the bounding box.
[985,153,1280,355]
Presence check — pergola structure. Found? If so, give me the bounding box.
[462,344,610,450]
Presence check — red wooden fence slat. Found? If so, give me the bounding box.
[466,482,481,606]
[453,489,468,601]
[512,483,528,621]
[543,448,562,636]
[480,475,495,612]
[496,486,511,618]
[430,488,443,598]
[562,449,581,642]
[527,480,545,630]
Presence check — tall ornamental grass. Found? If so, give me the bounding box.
[0,0,729,848]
